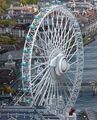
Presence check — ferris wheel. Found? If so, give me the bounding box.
[19,1,84,113]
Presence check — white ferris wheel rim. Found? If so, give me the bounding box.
[21,4,84,113]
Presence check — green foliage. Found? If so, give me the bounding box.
[83,31,97,45]
[0,34,17,45]
[20,0,26,5]
[2,84,16,93]
[83,36,91,45]
[20,0,38,4]
[0,0,38,14]
[0,20,16,26]
[0,0,10,14]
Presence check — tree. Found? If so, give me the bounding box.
[0,19,16,26]
[20,0,27,5]
[20,0,38,4]
[3,85,16,94]
[0,34,17,45]
[28,0,38,4]
[0,0,10,14]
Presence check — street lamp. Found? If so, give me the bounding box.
[83,115,88,120]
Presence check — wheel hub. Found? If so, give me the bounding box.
[50,53,70,76]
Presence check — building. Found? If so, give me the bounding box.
[0,4,36,38]
[93,0,97,10]
[12,13,34,24]
[12,23,30,38]
[0,23,30,38]
[8,4,39,16]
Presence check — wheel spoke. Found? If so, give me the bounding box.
[36,33,50,49]
[31,62,48,70]
[64,80,72,96]
[31,65,49,83]
[70,60,77,67]
[62,83,69,103]
[31,69,50,105]
[63,24,74,51]
[39,73,51,105]
[65,30,76,56]
[68,49,77,62]
[65,73,74,85]
[61,27,73,51]
[58,13,66,46]
[34,44,47,53]
[61,16,69,39]
[46,74,52,104]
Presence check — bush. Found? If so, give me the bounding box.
[20,0,38,4]
[0,20,16,26]
[0,34,17,45]
[0,0,10,14]
[83,31,97,45]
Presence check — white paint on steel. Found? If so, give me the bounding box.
[18,3,84,115]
